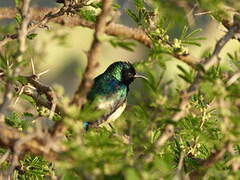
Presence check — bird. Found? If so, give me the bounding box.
[83,61,147,130]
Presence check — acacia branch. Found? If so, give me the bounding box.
[0,73,63,162]
[0,8,199,67]
[70,0,113,107]
[0,0,32,123]
[21,75,63,114]
[0,8,150,48]
[155,16,240,149]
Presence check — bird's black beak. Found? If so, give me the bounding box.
[134,73,148,81]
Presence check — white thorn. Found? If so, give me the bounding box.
[31,58,36,75]
[14,86,25,105]
[37,69,50,77]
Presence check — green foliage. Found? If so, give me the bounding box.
[15,13,23,26]
[109,38,136,51]
[177,65,194,83]
[179,26,206,47]
[5,112,30,131]
[79,9,97,22]
[13,155,53,180]
[27,33,38,40]
[15,0,23,8]
[1,0,240,179]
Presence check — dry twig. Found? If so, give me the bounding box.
[226,71,240,87]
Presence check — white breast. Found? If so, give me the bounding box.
[99,101,127,127]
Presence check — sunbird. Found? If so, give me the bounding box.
[83,61,147,130]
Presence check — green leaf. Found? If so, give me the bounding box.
[79,9,96,22]
[89,2,102,9]
[185,28,202,39]
[125,168,140,180]
[134,0,144,8]
[126,9,139,23]
[15,13,22,26]
[177,65,194,83]
[5,112,29,130]
[180,25,188,40]
[112,3,121,9]
[27,33,38,40]
[109,39,136,51]
[15,0,22,7]
[180,27,205,47]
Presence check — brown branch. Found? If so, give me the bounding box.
[0,0,32,123]
[17,0,31,56]
[0,68,63,115]
[155,17,240,149]
[226,71,240,87]
[0,122,57,161]
[20,75,63,114]
[0,8,199,67]
[0,75,64,164]
[51,0,113,138]
[0,2,87,49]
[70,0,113,107]
[0,7,151,48]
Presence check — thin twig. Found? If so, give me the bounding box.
[51,0,113,140]
[173,151,185,180]
[17,0,32,57]
[226,71,240,87]
[0,149,10,165]
[70,0,113,107]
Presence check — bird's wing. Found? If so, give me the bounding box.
[86,78,128,127]
[87,77,127,109]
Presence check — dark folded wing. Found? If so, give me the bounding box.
[85,77,128,128]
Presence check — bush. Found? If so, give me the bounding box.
[1,0,240,179]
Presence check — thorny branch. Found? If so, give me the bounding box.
[0,69,63,178]
[0,0,32,122]
[0,1,65,175]
[1,6,240,68]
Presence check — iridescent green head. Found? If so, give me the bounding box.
[105,61,136,86]
[104,61,148,86]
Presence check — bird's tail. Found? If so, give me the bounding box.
[83,122,91,131]
[83,119,103,131]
